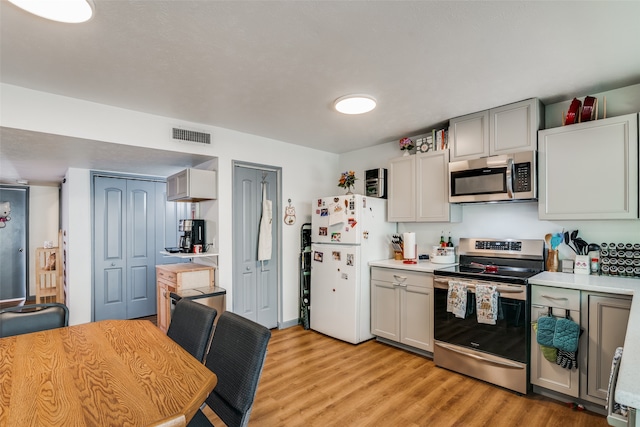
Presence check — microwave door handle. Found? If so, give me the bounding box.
[506,158,514,199]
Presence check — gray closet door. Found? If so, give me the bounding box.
[0,185,28,303]
[125,179,157,318]
[94,177,157,320]
[233,166,278,328]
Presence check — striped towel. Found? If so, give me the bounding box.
[475,284,498,325]
[447,281,467,319]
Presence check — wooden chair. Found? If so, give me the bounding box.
[187,312,271,427]
[0,303,69,338]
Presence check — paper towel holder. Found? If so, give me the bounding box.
[402,232,417,264]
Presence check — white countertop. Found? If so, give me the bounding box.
[369,259,457,273]
[530,272,640,409]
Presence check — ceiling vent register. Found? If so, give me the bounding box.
[172,128,211,145]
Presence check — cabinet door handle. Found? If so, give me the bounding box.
[540,294,568,301]
[393,275,407,282]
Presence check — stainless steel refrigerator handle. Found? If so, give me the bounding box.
[435,342,524,369]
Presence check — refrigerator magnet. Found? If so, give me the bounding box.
[341,273,349,280]
[314,251,323,262]
[317,199,322,207]
[363,231,369,239]
[320,208,328,217]
[331,232,341,242]
[346,254,354,266]
[348,218,357,228]
[319,227,327,236]
[332,251,341,261]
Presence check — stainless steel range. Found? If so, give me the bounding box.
[433,237,545,394]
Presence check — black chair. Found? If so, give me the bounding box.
[188,311,271,427]
[167,297,218,363]
[0,302,69,338]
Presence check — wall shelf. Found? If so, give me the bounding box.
[159,251,219,259]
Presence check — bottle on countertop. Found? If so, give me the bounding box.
[440,231,445,248]
[447,233,454,248]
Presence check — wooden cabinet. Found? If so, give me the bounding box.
[538,113,638,220]
[167,168,217,202]
[156,280,175,333]
[155,263,215,333]
[580,293,631,406]
[450,98,542,161]
[530,285,581,397]
[371,267,434,353]
[388,151,461,223]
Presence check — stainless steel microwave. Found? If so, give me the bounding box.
[449,151,536,203]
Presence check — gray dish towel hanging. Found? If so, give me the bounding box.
[257,181,272,271]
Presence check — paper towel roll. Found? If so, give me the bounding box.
[403,232,416,259]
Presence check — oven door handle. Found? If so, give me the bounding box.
[435,342,524,369]
[433,278,524,294]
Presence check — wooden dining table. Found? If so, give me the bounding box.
[0,319,217,426]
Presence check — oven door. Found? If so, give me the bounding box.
[433,276,530,363]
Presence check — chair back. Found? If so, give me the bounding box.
[0,303,69,338]
[203,312,271,427]
[167,298,217,362]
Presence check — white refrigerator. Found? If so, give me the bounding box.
[310,194,396,344]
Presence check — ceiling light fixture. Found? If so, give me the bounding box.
[7,0,94,23]
[334,95,377,115]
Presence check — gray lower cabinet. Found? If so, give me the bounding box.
[371,267,434,353]
[530,285,581,397]
[531,285,631,408]
[580,292,631,406]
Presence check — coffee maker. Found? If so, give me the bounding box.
[179,219,205,253]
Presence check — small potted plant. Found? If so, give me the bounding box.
[399,137,414,156]
[338,171,357,194]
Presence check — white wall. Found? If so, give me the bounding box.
[27,185,59,296]
[2,84,338,326]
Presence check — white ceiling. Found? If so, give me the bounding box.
[1,1,640,184]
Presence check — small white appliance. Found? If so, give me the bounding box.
[310,194,396,344]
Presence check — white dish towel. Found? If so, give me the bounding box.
[447,281,467,319]
[475,284,498,325]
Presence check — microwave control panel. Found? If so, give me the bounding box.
[514,162,531,192]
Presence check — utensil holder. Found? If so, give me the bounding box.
[574,255,590,275]
[546,249,559,272]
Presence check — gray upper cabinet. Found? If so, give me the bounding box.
[167,168,217,202]
[450,110,489,160]
[538,113,639,220]
[388,151,461,223]
[450,98,542,161]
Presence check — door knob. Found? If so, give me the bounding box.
[18,248,24,253]
[246,266,251,271]
[111,262,116,267]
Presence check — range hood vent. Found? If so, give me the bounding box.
[172,128,211,145]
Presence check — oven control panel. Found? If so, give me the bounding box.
[474,240,522,251]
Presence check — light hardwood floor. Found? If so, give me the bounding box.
[201,325,609,427]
